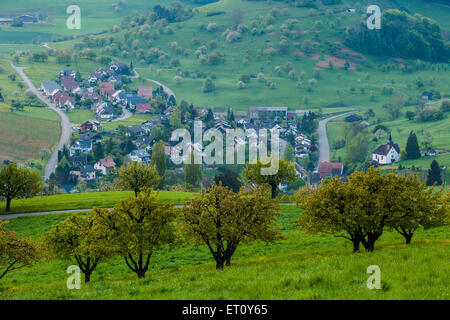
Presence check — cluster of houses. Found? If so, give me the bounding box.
[40,62,155,120]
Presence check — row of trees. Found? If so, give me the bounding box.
[298,167,448,252]
[1,166,448,282]
[43,184,280,283]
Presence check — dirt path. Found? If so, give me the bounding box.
[7,60,73,181]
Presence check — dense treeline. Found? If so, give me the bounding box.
[345,9,450,62]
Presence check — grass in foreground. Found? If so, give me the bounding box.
[0,206,448,299]
[0,191,195,214]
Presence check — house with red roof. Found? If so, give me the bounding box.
[137,86,153,99]
[60,76,80,93]
[136,103,152,114]
[318,161,344,180]
[94,157,116,175]
[99,82,116,97]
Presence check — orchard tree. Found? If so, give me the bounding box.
[182,184,281,270]
[0,163,42,212]
[44,213,112,283]
[297,167,405,252]
[114,162,162,197]
[387,174,448,244]
[243,158,296,198]
[95,188,178,279]
[0,220,40,280]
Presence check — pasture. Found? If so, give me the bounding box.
[0,205,448,299]
[0,190,196,214]
[0,60,60,164]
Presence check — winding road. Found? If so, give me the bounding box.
[317,111,354,164]
[7,60,73,181]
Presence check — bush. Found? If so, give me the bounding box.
[440,99,450,112]
[414,107,444,122]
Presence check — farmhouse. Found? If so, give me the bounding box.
[110,62,128,74]
[136,136,154,148]
[135,103,152,114]
[94,158,116,175]
[372,136,400,165]
[126,125,145,137]
[137,86,153,99]
[53,92,75,109]
[99,82,116,96]
[80,132,102,144]
[96,102,115,119]
[345,114,362,122]
[81,120,102,132]
[128,149,150,163]
[72,165,96,182]
[317,161,344,180]
[421,91,434,101]
[69,140,93,156]
[60,76,80,93]
[41,81,61,97]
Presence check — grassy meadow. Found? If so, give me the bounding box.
[0,60,60,166]
[0,190,196,214]
[0,205,448,299]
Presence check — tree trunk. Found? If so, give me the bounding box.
[137,270,146,279]
[5,197,11,212]
[352,239,360,253]
[225,256,231,266]
[405,233,413,245]
[271,184,277,199]
[84,271,91,283]
[216,257,224,270]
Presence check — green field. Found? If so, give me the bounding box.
[0,205,448,299]
[0,60,60,165]
[0,0,175,41]
[0,190,196,214]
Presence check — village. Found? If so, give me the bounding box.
[36,61,329,192]
[37,60,446,193]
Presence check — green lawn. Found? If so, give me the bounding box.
[0,206,448,299]
[0,191,196,215]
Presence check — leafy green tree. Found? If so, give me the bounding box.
[214,170,241,193]
[243,158,297,198]
[405,131,421,159]
[93,142,104,161]
[95,188,178,278]
[0,220,40,280]
[427,160,442,186]
[182,184,281,270]
[151,140,167,178]
[0,163,42,212]
[184,162,202,188]
[297,167,411,252]
[284,143,295,162]
[44,213,112,283]
[202,78,215,93]
[114,162,162,197]
[169,107,182,129]
[387,173,448,244]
